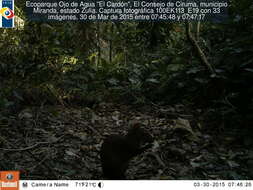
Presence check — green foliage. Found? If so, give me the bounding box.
[0,0,252,123]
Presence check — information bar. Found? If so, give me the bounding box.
[17,180,253,190]
[25,0,228,22]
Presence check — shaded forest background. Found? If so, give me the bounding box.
[0,0,253,179]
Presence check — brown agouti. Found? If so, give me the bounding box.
[100,121,153,179]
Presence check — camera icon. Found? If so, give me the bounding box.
[6,173,14,180]
[0,7,14,19]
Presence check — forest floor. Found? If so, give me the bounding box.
[0,103,252,179]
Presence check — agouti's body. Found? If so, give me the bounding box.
[100,123,153,179]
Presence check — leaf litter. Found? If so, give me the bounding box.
[0,103,251,179]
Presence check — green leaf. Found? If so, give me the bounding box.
[146,78,160,84]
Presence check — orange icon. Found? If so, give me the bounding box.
[0,171,19,190]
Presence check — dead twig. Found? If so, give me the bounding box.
[0,135,65,151]
[147,152,166,168]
